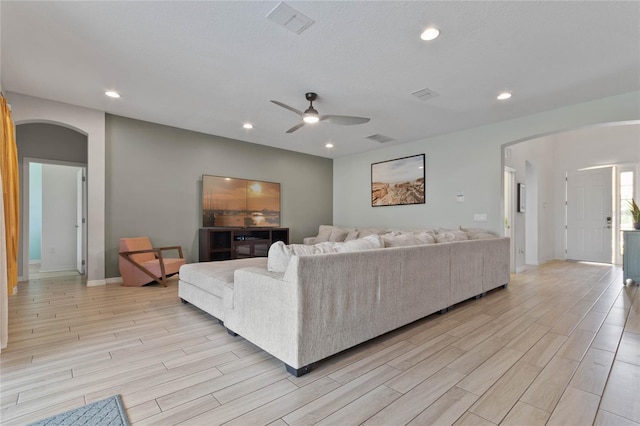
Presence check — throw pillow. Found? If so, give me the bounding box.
[434,232,456,243]
[413,232,436,244]
[344,230,360,242]
[314,225,334,243]
[381,233,423,247]
[333,234,383,252]
[267,241,291,272]
[329,229,349,242]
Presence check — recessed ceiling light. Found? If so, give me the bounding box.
[243,123,253,129]
[325,142,334,148]
[497,92,512,100]
[105,91,120,98]
[420,27,440,41]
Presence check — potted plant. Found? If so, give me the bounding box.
[629,199,640,230]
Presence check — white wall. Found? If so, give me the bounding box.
[8,92,106,284]
[334,92,640,238]
[40,164,80,272]
[506,137,556,268]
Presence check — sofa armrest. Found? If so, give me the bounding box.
[302,237,316,245]
[224,267,301,367]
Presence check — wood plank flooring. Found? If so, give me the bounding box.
[1,261,639,425]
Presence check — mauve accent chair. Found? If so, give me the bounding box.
[118,237,186,287]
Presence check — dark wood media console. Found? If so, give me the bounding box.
[199,227,289,262]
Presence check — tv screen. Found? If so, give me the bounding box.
[202,175,281,227]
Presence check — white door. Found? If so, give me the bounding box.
[566,168,613,263]
[76,169,86,274]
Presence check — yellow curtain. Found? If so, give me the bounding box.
[0,94,18,296]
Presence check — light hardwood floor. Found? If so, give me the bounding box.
[1,261,639,425]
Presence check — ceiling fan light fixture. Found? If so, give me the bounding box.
[303,106,320,123]
[420,27,440,41]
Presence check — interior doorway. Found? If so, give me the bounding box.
[504,167,516,273]
[24,159,87,280]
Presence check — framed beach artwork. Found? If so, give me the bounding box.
[371,154,425,207]
[202,175,281,227]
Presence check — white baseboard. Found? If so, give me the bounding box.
[39,265,77,273]
[88,277,122,287]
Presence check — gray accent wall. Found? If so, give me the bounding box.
[105,115,333,278]
[17,123,88,163]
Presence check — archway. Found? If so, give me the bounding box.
[9,93,106,284]
[17,122,88,280]
[502,121,640,271]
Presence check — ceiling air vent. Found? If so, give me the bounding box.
[266,2,314,35]
[366,134,395,144]
[411,87,439,101]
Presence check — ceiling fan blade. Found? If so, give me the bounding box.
[321,115,370,125]
[271,100,304,117]
[286,121,306,133]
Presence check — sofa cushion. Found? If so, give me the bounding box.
[179,257,267,297]
[267,235,383,272]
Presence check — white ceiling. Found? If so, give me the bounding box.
[2,1,639,158]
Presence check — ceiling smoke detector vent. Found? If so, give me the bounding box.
[266,2,314,35]
[411,88,439,101]
[366,134,395,144]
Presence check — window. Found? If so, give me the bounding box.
[620,170,635,230]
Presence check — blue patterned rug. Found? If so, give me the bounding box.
[29,395,129,426]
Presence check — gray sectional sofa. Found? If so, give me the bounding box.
[178,228,510,376]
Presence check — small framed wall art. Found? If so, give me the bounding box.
[517,183,526,213]
[371,154,425,207]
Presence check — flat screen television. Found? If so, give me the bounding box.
[202,175,281,227]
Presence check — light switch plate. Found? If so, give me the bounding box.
[474,213,487,221]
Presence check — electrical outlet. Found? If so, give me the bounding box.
[473,214,487,221]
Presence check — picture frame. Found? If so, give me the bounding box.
[517,183,526,213]
[371,154,425,207]
[202,175,281,227]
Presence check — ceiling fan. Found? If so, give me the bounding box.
[270,92,370,133]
